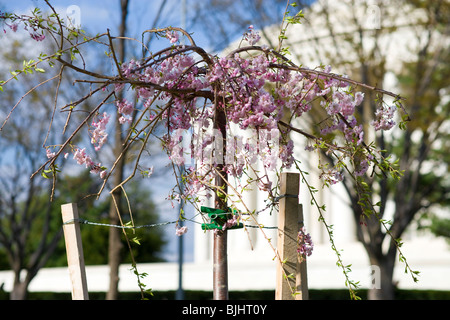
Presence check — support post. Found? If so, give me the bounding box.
[61,203,89,300]
[275,172,309,300]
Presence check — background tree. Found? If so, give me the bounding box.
[103,0,179,300]
[0,36,67,299]
[428,218,450,245]
[105,0,129,301]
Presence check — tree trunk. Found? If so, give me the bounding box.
[348,185,398,300]
[106,192,124,300]
[368,252,396,300]
[10,282,28,300]
[106,0,129,300]
[10,272,28,300]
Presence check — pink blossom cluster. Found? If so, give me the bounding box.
[113,26,371,179]
[1,12,45,41]
[355,153,373,177]
[320,90,366,146]
[279,140,294,169]
[221,214,239,231]
[206,53,282,130]
[90,112,110,150]
[61,111,110,179]
[243,25,261,46]
[120,59,141,80]
[320,169,344,185]
[48,145,108,179]
[166,30,180,44]
[29,30,45,41]
[5,21,18,32]
[165,132,185,165]
[175,225,188,236]
[178,166,213,202]
[116,99,133,124]
[371,105,396,131]
[297,227,313,257]
[119,51,206,132]
[46,148,56,159]
[73,147,107,179]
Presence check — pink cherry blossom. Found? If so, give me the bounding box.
[222,214,239,231]
[29,30,45,41]
[372,105,396,131]
[73,148,93,168]
[46,148,56,159]
[9,22,18,32]
[116,99,133,116]
[90,112,110,151]
[175,226,188,236]
[244,25,261,46]
[100,170,107,179]
[166,30,179,44]
[297,227,313,257]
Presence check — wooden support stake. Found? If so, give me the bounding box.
[275,172,309,300]
[61,203,89,300]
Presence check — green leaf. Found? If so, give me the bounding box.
[131,237,141,245]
